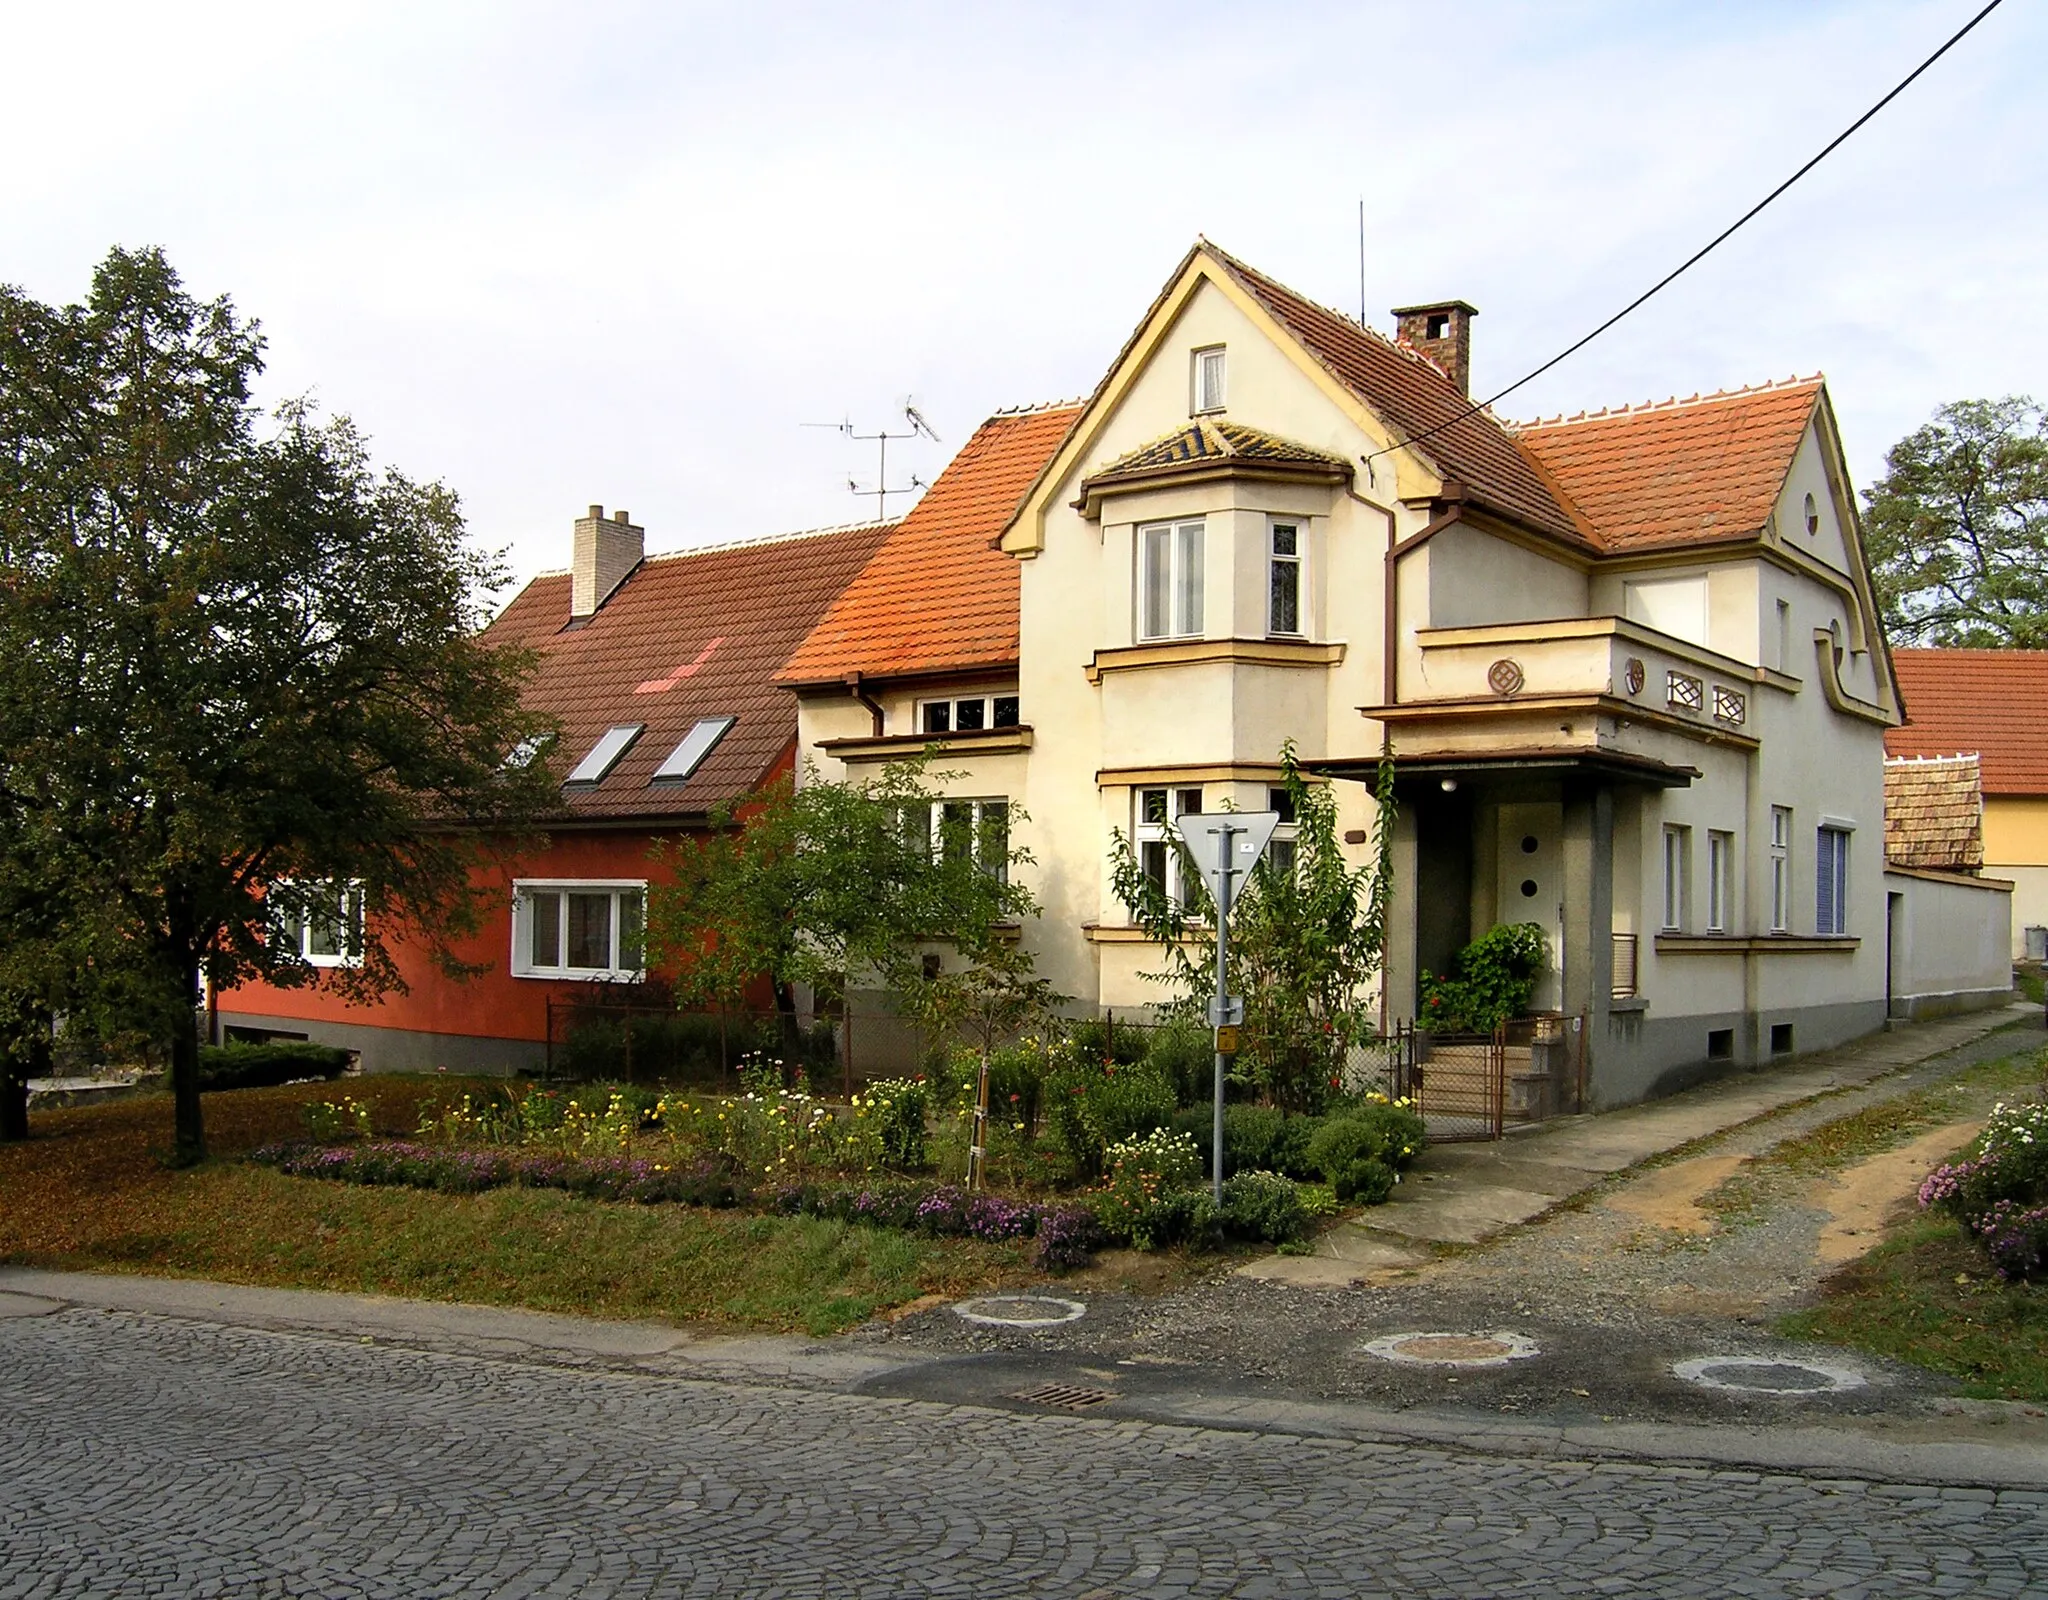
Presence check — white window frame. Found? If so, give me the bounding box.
[917,693,1021,736]
[1707,830,1735,934]
[1661,825,1690,933]
[1770,806,1792,932]
[512,879,648,980]
[1136,786,1205,908]
[274,881,366,969]
[1268,519,1304,638]
[1264,785,1302,877]
[1192,345,1226,414]
[909,797,1011,883]
[1137,518,1205,642]
[1816,826,1851,937]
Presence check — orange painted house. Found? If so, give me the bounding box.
[217,508,892,1073]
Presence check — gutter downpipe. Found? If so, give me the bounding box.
[846,673,885,738]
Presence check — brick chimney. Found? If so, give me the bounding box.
[1391,300,1479,396]
[571,505,643,619]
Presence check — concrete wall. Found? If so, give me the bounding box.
[1884,867,2014,1018]
[1983,797,2048,956]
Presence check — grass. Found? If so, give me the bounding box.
[1782,1214,2048,1401]
[0,1079,1032,1336]
[1700,1044,2045,1222]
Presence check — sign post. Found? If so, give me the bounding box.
[1176,811,1280,1204]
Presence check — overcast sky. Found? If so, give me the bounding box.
[6,0,2041,596]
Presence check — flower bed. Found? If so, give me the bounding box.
[1919,1099,2048,1281]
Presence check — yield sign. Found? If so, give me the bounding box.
[1174,811,1281,913]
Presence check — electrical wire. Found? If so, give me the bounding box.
[1365,0,2007,462]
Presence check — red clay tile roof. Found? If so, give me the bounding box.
[487,521,893,819]
[1886,649,2048,795]
[1200,244,1593,549]
[1884,754,1984,871]
[1514,379,1821,552]
[778,403,1080,686]
[1085,419,1348,489]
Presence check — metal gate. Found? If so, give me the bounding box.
[1391,1020,1505,1142]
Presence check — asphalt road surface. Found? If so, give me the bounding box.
[5,1307,2045,1599]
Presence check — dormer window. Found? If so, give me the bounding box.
[1138,519,1205,641]
[1192,346,1226,414]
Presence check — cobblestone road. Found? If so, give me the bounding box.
[4,1310,2045,1599]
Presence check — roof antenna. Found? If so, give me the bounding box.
[802,401,941,521]
[1357,196,1367,328]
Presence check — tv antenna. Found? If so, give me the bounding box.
[802,401,940,520]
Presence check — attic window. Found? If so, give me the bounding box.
[1803,493,1819,535]
[652,716,736,784]
[564,724,644,786]
[1192,346,1226,414]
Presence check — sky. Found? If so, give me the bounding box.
[4,0,2042,597]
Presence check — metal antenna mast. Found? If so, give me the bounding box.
[803,402,941,521]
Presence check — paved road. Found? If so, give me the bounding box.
[4,1310,2045,1598]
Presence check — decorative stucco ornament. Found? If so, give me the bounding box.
[1487,658,1525,696]
[1624,656,1646,695]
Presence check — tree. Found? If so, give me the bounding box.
[646,760,1037,1092]
[1864,397,2048,647]
[0,247,556,1159]
[1108,743,1396,1112]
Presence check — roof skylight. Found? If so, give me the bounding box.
[652,716,736,785]
[564,723,644,786]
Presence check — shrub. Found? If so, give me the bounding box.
[1171,1104,1321,1181]
[1416,922,1547,1033]
[1219,1170,1312,1244]
[1143,1018,1217,1109]
[1096,1127,1207,1249]
[1920,1099,2048,1281]
[1305,1104,1422,1205]
[198,1041,351,1091]
[1033,1205,1102,1269]
[1046,1059,1177,1182]
[858,1078,930,1171]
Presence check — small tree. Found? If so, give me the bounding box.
[647,759,1037,1093]
[1864,397,2048,647]
[0,248,557,1161]
[1108,743,1396,1112]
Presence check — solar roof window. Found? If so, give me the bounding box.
[564,723,645,786]
[653,715,737,785]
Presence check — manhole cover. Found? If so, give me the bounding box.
[1672,1356,1866,1395]
[951,1295,1086,1328]
[1360,1330,1541,1368]
[1012,1382,1116,1410]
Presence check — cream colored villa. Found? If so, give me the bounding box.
[780,241,1967,1107]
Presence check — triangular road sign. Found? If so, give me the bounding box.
[1175,811,1281,912]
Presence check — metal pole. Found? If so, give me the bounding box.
[1212,822,1239,1206]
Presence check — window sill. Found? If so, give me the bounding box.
[1609,995,1649,1013]
[1081,923,1207,946]
[512,970,649,983]
[1653,934,1859,955]
[816,726,1033,763]
[1085,637,1344,684]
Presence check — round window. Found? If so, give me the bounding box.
[1520,879,1539,898]
[1521,835,1539,855]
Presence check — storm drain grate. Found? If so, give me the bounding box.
[1012,1382,1117,1411]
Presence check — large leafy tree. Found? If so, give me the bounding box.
[0,247,556,1158]
[1864,397,2048,647]
[647,760,1036,1092]
[1109,743,1396,1112]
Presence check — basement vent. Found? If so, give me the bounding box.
[564,724,644,786]
[652,716,737,785]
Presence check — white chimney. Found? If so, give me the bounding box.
[571,504,643,619]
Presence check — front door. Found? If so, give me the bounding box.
[1495,801,1564,1011]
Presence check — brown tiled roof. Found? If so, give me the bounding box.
[487,521,893,819]
[778,403,1080,686]
[1884,755,1985,871]
[1886,649,2048,795]
[1199,244,1593,548]
[1082,419,1348,496]
[1514,379,1821,552]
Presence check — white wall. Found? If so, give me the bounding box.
[1885,869,2013,1017]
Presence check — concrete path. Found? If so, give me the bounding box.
[1242,1004,2039,1288]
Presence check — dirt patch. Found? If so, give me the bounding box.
[1598,1154,1748,1235]
[1811,1120,1982,1268]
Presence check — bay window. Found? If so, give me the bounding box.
[1138,519,1204,641]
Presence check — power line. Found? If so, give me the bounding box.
[1365,0,2006,464]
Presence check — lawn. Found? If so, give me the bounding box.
[1782,1215,2048,1401]
[0,1080,1034,1335]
